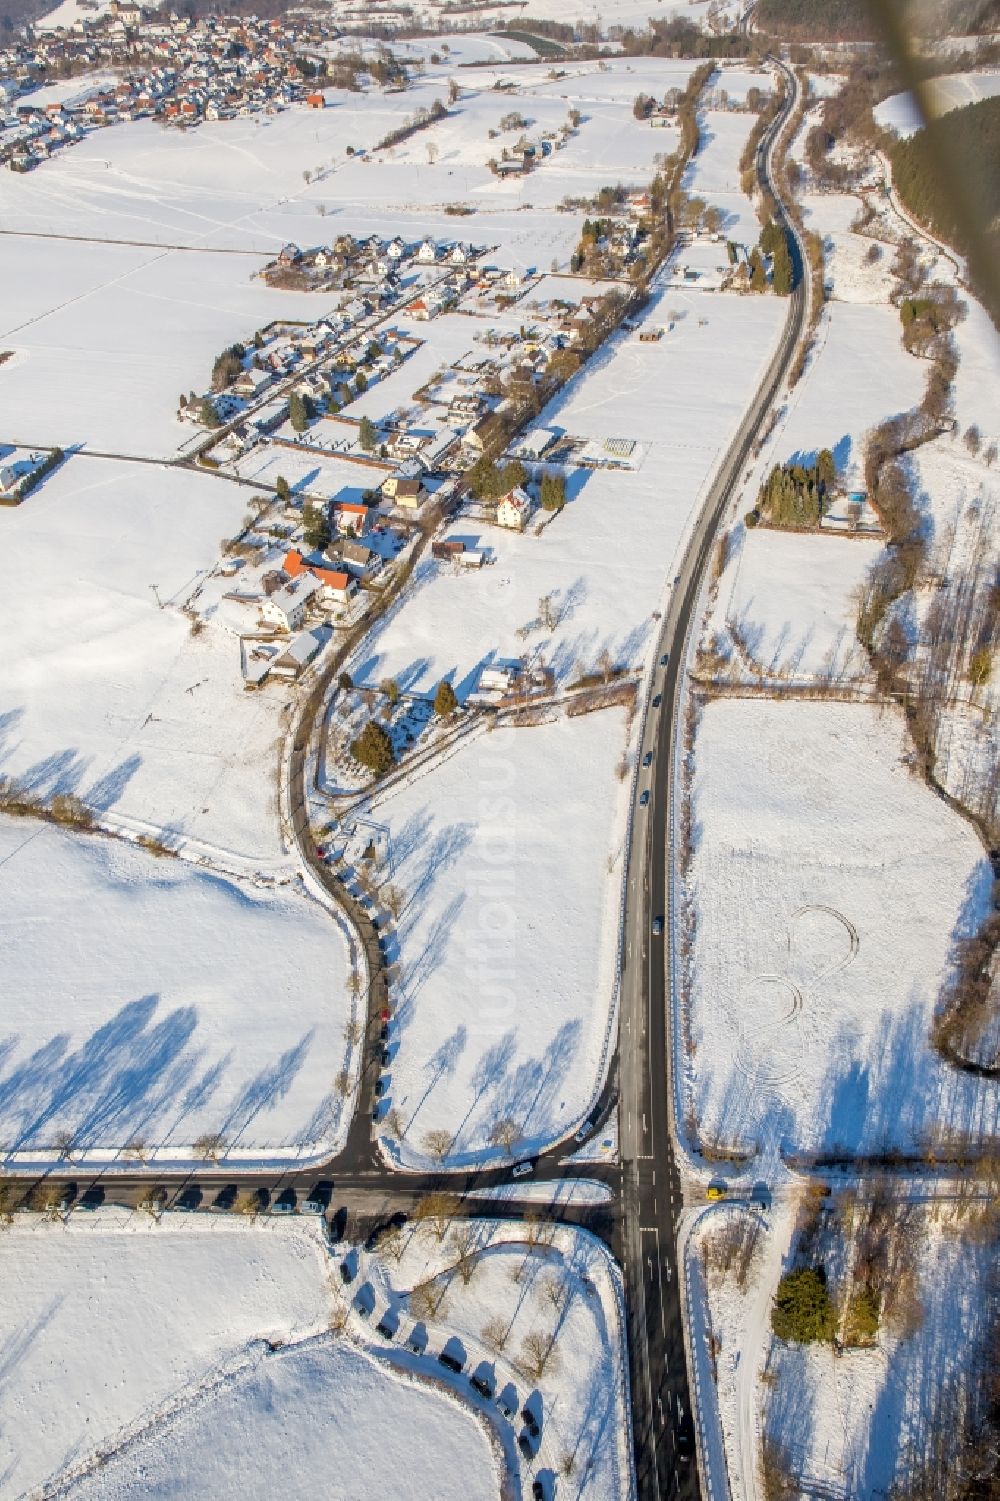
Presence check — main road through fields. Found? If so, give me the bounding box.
[618,57,808,1501]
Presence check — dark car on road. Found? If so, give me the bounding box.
[518,1432,537,1460]
[660,653,669,665]
[439,1351,463,1374]
[652,916,664,936]
[652,694,662,708]
[639,789,650,807]
[642,751,652,767]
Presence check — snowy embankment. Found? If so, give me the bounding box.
[0,814,352,1168]
[0,1214,501,1501]
[351,710,630,1168]
[683,697,997,1163]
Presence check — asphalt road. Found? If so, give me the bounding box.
[618,57,808,1501]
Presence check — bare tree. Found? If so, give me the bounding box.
[382,1106,406,1140]
[334,1069,351,1098]
[384,884,406,921]
[598,647,614,685]
[409,1278,448,1320]
[538,593,557,631]
[423,1128,452,1163]
[489,1117,521,1156]
[414,1191,461,1241]
[518,1329,559,1380]
[343,1016,363,1047]
[450,1224,480,1285]
[426,142,439,165]
[481,1314,509,1353]
[193,1132,224,1162]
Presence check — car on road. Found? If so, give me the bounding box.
[376,1318,395,1341]
[212,1184,238,1212]
[639,790,650,807]
[660,653,669,665]
[439,1350,464,1374]
[652,694,661,708]
[511,1160,534,1179]
[674,574,680,585]
[374,1075,389,1097]
[470,1373,494,1399]
[272,1188,297,1215]
[706,1183,728,1200]
[303,1181,333,1214]
[677,1428,693,1461]
[642,751,652,767]
[652,915,664,936]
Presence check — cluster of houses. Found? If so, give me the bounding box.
[0,5,344,169]
[263,233,481,300]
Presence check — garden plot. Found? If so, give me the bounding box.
[0,813,351,1164]
[708,525,879,682]
[358,1221,632,1501]
[349,288,785,701]
[363,709,630,1168]
[0,457,292,862]
[684,698,997,1160]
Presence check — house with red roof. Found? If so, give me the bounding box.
[283,549,354,605]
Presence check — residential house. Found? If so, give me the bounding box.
[283,548,354,605]
[306,92,325,108]
[331,499,369,536]
[463,412,506,456]
[416,238,437,263]
[270,626,327,679]
[262,571,321,631]
[496,486,531,531]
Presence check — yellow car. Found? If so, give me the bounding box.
[706,1184,728,1200]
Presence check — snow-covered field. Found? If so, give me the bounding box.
[0,456,295,862]
[0,1214,500,1501]
[0,813,351,1164]
[0,1215,332,1497]
[874,70,1000,138]
[70,1339,499,1501]
[359,710,629,1167]
[710,525,878,681]
[684,697,997,1161]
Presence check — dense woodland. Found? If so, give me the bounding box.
[891,96,1000,325]
[759,0,999,40]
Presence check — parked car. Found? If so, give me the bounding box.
[518,1432,537,1459]
[340,1257,357,1285]
[470,1373,494,1399]
[706,1183,727,1200]
[642,751,652,767]
[521,1407,540,1437]
[639,790,650,807]
[303,1181,332,1214]
[376,1319,395,1341]
[533,1481,548,1501]
[439,1350,463,1374]
[497,1389,518,1420]
[272,1188,297,1214]
[511,1160,533,1180]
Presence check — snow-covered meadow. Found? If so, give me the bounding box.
[683,698,997,1161]
[0,1213,502,1501]
[0,813,352,1164]
[874,70,1000,138]
[0,457,297,862]
[353,710,630,1167]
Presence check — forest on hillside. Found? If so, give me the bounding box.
[891,95,1000,325]
[758,0,999,41]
